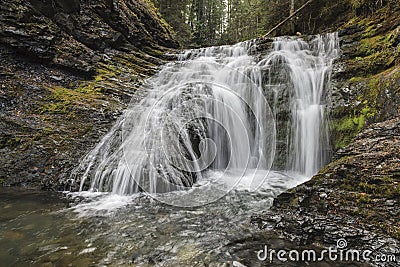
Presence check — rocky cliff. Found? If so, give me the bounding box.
[251,0,400,260]
[0,0,178,189]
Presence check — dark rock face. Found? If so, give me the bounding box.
[251,118,400,264]
[273,118,400,234]
[0,0,178,189]
[0,0,177,74]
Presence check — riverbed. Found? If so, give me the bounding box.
[0,171,310,266]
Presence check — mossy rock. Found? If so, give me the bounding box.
[331,4,400,150]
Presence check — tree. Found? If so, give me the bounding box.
[150,0,300,46]
[222,0,266,44]
[153,0,192,45]
[290,0,295,33]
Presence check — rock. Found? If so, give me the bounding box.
[0,0,178,189]
[319,192,328,199]
[49,76,63,81]
[0,0,178,74]
[253,118,400,261]
[232,260,247,267]
[250,3,400,255]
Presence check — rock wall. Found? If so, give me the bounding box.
[330,3,400,149]
[252,0,400,255]
[0,0,177,74]
[0,0,178,189]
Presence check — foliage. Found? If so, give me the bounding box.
[152,0,269,46]
[151,0,399,47]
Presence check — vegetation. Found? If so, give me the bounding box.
[151,0,398,47]
[152,0,293,46]
[329,1,400,149]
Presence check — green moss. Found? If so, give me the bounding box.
[331,67,400,150]
[395,230,400,240]
[341,173,399,197]
[36,49,165,116]
[1,132,24,148]
[140,0,175,38]
[348,76,365,83]
[344,9,399,76]
[31,127,54,142]
[386,182,400,198]
[323,2,400,241]
[331,113,366,149]
[37,86,95,115]
[37,60,123,115]
[288,197,300,207]
[349,0,367,9]
[362,25,377,38]
[354,192,372,203]
[337,174,399,237]
[363,67,399,112]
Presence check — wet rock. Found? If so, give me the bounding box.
[0,0,178,74]
[250,8,400,250]
[0,0,178,189]
[253,118,400,264]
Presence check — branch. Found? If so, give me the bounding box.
[262,0,313,38]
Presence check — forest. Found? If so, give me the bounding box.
[151,0,394,46]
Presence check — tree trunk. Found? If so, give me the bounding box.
[262,0,313,38]
[290,0,295,34]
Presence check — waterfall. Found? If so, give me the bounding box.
[259,33,339,176]
[72,33,339,195]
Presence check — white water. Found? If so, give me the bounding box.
[7,34,340,266]
[259,33,339,176]
[72,33,339,199]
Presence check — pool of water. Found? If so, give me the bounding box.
[0,171,310,266]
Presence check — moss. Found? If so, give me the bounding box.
[354,192,372,203]
[11,137,21,146]
[343,5,399,76]
[314,1,400,241]
[331,67,400,149]
[331,104,373,149]
[341,173,399,198]
[363,67,400,113]
[349,0,366,9]
[395,230,400,240]
[330,114,365,149]
[341,189,399,238]
[141,0,175,35]
[348,76,364,83]
[334,172,400,238]
[362,24,377,38]
[288,197,300,207]
[386,182,400,198]
[0,136,22,149]
[36,60,126,115]
[37,86,99,115]
[31,127,54,141]
[113,55,150,74]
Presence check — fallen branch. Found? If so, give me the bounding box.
[262,0,313,38]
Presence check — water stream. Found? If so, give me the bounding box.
[0,33,339,266]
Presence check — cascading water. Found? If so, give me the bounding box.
[73,33,339,198]
[260,33,339,176]
[4,34,340,266]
